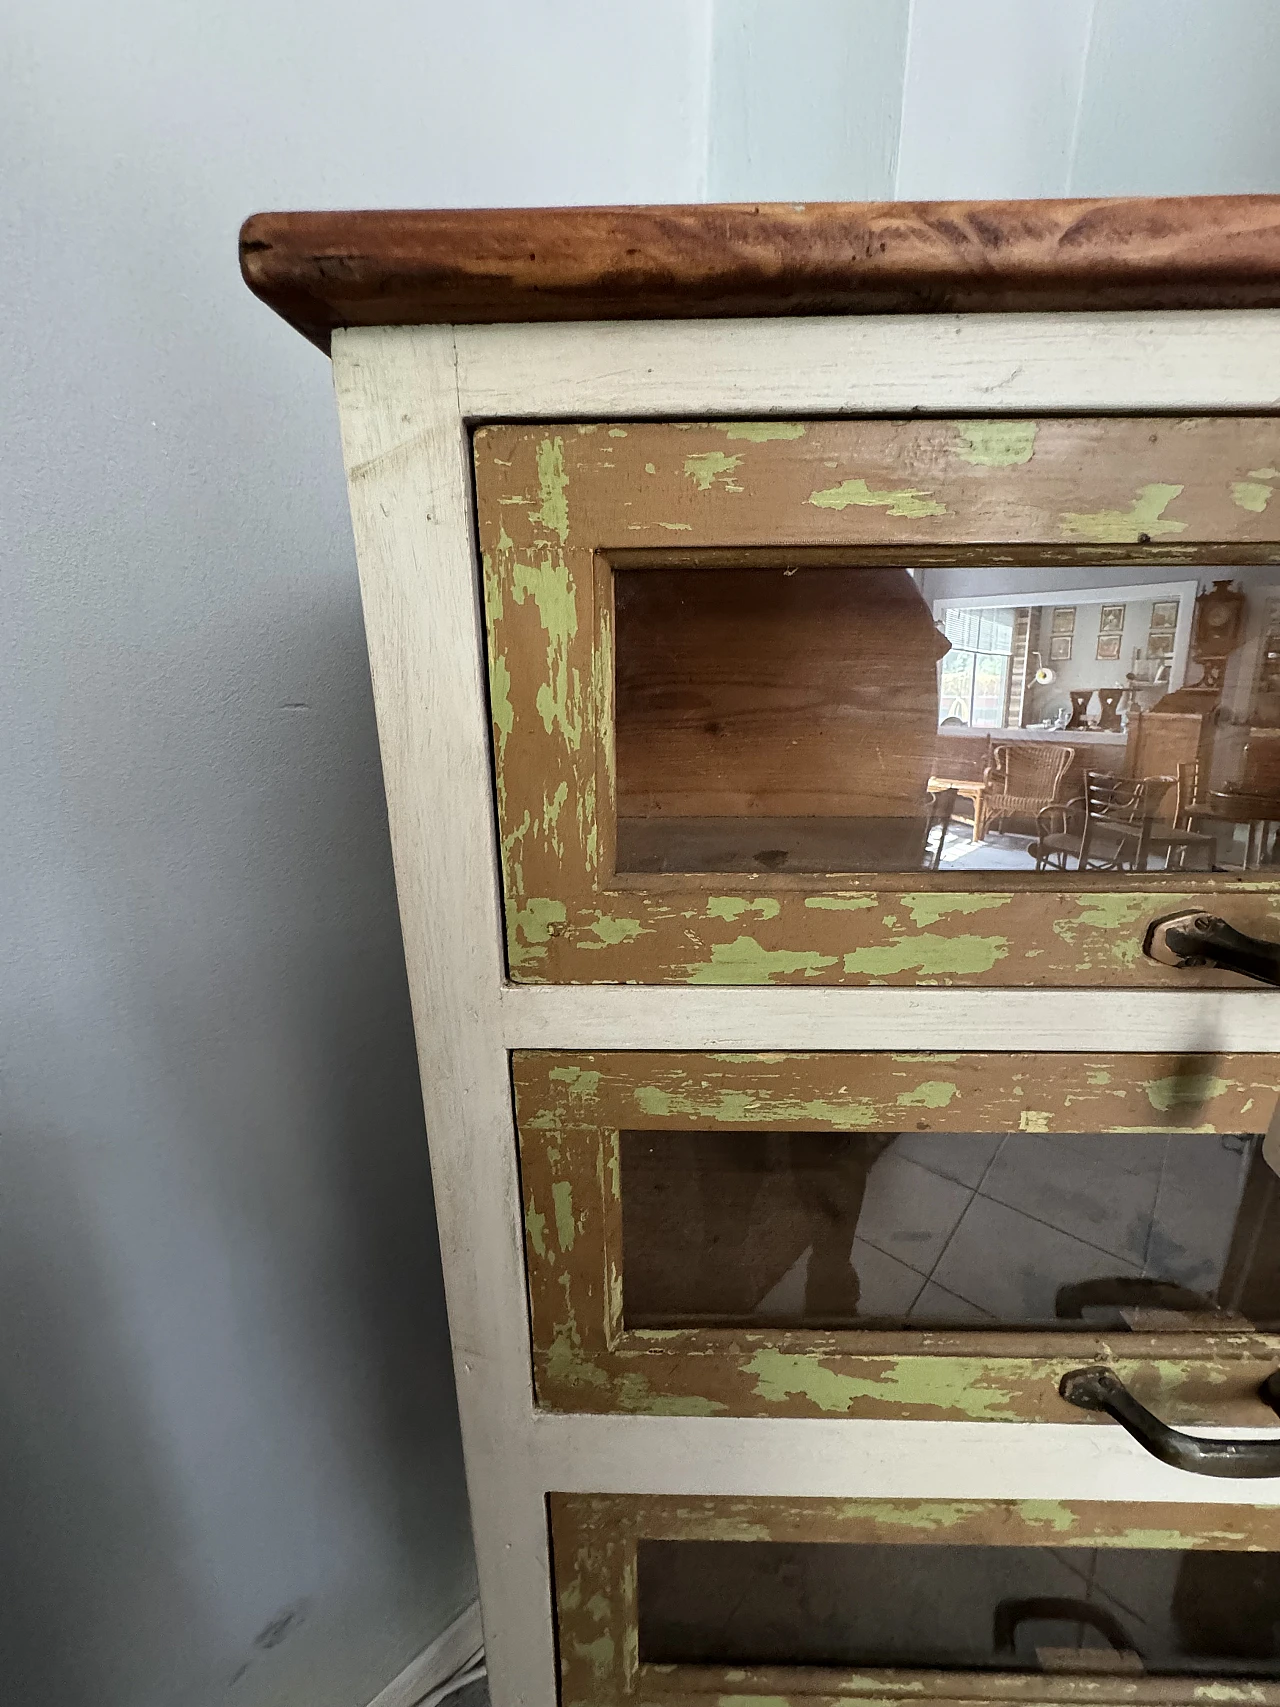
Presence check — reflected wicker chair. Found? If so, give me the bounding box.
[979,743,1075,839]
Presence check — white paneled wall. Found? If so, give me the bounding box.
[707,0,1280,200]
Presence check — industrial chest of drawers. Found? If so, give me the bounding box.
[244,197,1280,1707]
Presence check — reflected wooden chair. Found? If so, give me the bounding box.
[980,743,1075,840]
[923,785,959,870]
[1031,772,1188,872]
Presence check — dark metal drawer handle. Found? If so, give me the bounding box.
[1060,1367,1280,1477]
[1144,911,1280,987]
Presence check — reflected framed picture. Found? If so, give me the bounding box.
[1049,633,1073,662]
[1151,599,1180,632]
[1051,607,1076,636]
[1099,604,1125,634]
[1147,631,1175,658]
[1096,633,1122,661]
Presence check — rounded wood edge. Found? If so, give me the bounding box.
[240,195,1280,352]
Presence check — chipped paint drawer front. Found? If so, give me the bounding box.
[476,417,1280,986]
[517,1051,1280,1422]
[552,1493,1280,1707]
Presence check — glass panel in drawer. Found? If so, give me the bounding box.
[551,1495,1280,1707]
[475,418,1280,985]
[515,1050,1280,1421]
[639,1539,1280,1676]
[620,1128,1278,1332]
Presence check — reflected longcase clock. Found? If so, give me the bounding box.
[1192,577,1247,688]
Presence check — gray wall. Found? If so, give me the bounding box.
[4,3,1278,1705]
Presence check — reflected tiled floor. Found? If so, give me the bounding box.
[756,1131,1254,1326]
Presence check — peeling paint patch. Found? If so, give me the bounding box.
[684,451,743,492]
[507,897,567,970]
[1231,468,1278,513]
[525,1199,548,1258]
[744,1350,1017,1419]
[1019,1109,1051,1133]
[713,421,806,442]
[1145,1073,1231,1112]
[843,933,1009,977]
[809,478,948,519]
[899,892,1011,929]
[552,1180,576,1251]
[683,937,839,983]
[1060,482,1187,542]
[897,1080,958,1109]
[549,1065,602,1100]
[578,914,648,947]
[532,437,569,542]
[954,421,1038,467]
[805,894,877,911]
[1070,893,1154,929]
[706,895,782,922]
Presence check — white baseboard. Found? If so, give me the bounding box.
[366,1600,484,1707]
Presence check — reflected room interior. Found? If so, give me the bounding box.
[613,560,1280,875]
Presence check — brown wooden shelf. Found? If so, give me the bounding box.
[241,195,1280,351]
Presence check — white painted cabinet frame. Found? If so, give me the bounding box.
[331,313,1280,1707]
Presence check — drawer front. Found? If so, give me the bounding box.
[475,417,1280,986]
[552,1493,1280,1707]
[516,1050,1280,1422]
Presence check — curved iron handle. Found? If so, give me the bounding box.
[1060,1367,1280,1477]
[1144,912,1280,987]
[992,1595,1139,1661]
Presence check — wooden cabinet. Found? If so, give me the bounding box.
[243,195,1280,1707]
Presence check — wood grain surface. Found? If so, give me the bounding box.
[241,196,1280,348]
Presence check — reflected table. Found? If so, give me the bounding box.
[1204,790,1280,868]
[926,775,989,842]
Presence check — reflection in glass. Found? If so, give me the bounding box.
[619,1129,1280,1331]
[613,563,1280,874]
[638,1539,1280,1677]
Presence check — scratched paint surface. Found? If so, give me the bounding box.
[474,418,1280,986]
[551,1493,1280,1707]
[515,1050,1280,1423]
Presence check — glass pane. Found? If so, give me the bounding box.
[638,1539,1280,1677]
[620,1129,1280,1330]
[613,563,1280,874]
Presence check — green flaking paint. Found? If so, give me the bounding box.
[578,914,648,947]
[846,1501,988,1532]
[507,896,566,970]
[549,1065,602,1100]
[1060,482,1187,542]
[552,1181,576,1252]
[1232,480,1274,513]
[511,552,581,747]
[899,892,1011,929]
[1017,1501,1078,1533]
[808,478,948,519]
[713,421,806,442]
[525,1200,548,1259]
[954,421,1038,467]
[1087,1068,1112,1086]
[572,1633,615,1681]
[632,1084,879,1126]
[683,936,839,984]
[683,450,744,492]
[607,428,627,438]
[805,894,877,911]
[532,437,569,542]
[644,462,656,474]
[1071,893,1154,928]
[1144,1073,1231,1112]
[706,895,782,922]
[613,1373,726,1415]
[546,1277,607,1390]
[1020,1109,1051,1132]
[744,1350,1018,1419]
[843,933,1009,977]
[658,522,692,530]
[896,1080,958,1109]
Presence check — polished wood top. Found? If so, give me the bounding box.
[240,195,1280,350]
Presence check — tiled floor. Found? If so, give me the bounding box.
[756,1129,1256,1327]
